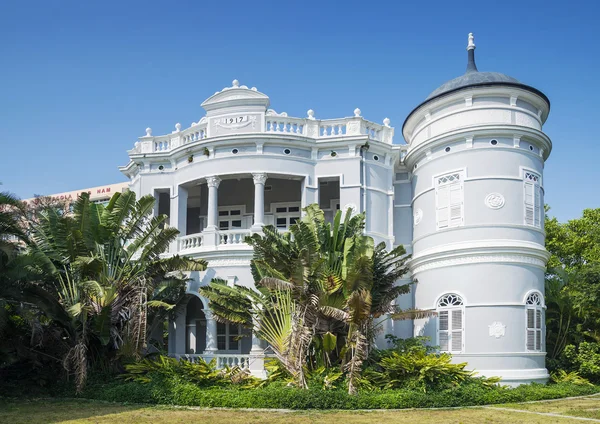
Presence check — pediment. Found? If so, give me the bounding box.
[201,80,270,112]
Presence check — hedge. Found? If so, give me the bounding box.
[79,375,600,410]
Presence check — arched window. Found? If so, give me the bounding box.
[525,292,543,351]
[437,293,464,353]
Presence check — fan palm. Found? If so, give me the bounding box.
[202,204,423,393]
[3,190,206,392]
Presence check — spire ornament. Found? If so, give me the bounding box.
[466,32,478,73]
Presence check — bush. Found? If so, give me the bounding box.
[563,342,600,383]
[123,355,259,388]
[80,374,600,409]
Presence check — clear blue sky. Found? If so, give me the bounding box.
[1,0,598,222]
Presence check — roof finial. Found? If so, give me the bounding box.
[466,32,478,73]
[467,33,475,50]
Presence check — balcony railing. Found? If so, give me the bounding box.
[177,229,254,254]
[180,353,251,370]
[131,114,393,154]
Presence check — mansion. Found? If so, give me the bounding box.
[36,34,553,385]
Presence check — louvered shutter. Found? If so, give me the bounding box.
[524,181,535,226]
[451,309,463,352]
[436,185,450,229]
[439,311,449,351]
[449,184,463,227]
[534,186,541,228]
[526,309,535,350]
[535,310,542,350]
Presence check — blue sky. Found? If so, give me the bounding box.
[1,0,598,222]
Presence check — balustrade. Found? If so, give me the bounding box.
[178,233,204,251]
[266,117,305,135]
[137,115,391,155]
[319,121,347,137]
[218,229,251,245]
[181,354,251,370]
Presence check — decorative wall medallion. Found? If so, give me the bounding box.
[488,321,506,339]
[413,208,423,226]
[485,193,505,209]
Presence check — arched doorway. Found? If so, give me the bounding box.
[186,296,207,354]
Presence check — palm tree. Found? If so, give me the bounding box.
[3,190,206,392]
[201,204,423,393]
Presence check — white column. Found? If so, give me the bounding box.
[203,309,218,356]
[170,185,187,253]
[252,173,267,231]
[174,309,186,358]
[205,176,221,230]
[249,316,266,378]
[187,322,197,354]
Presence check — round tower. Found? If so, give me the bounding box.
[403,34,551,385]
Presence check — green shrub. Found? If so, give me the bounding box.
[80,373,600,409]
[551,369,593,385]
[123,355,259,388]
[563,342,600,383]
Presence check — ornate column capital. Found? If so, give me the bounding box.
[206,175,221,188]
[252,173,268,185]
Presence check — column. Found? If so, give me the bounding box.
[203,309,218,357]
[174,309,186,358]
[205,176,221,230]
[170,185,187,254]
[187,321,197,354]
[252,173,267,231]
[249,316,267,378]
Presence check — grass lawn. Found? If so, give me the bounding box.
[1,397,600,423]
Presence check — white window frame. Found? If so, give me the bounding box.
[217,205,247,231]
[434,169,465,230]
[522,168,543,228]
[437,293,465,354]
[217,321,242,353]
[525,291,544,352]
[271,202,301,231]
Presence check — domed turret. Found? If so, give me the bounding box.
[402,34,552,386]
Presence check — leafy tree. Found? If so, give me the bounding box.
[201,204,426,394]
[1,191,206,392]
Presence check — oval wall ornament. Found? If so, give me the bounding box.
[414,208,423,225]
[485,193,505,209]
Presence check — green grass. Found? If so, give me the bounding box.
[3,398,600,423]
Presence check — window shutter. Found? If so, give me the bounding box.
[439,332,449,352]
[449,184,463,227]
[524,181,535,226]
[526,309,535,350]
[439,311,448,331]
[451,309,463,352]
[439,310,449,351]
[436,185,450,229]
[534,186,541,227]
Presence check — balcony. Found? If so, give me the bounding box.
[129,109,394,156]
[177,229,254,255]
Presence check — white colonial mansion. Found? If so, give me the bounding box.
[35,34,552,385]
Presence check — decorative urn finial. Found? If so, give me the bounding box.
[175,123,181,132]
[383,117,391,127]
[307,109,315,120]
[145,127,152,136]
[354,108,361,117]
[467,32,476,50]
[232,79,240,88]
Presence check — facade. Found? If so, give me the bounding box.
[22,182,130,208]
[114,34,549,383]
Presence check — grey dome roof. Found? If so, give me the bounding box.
[426,71,520,100]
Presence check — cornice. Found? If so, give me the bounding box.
[409,239,550,275]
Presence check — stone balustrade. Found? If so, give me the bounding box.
[181,354,251,370]
[218,229,252,246]
[178,233,204,252]
[131,114,393,155]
